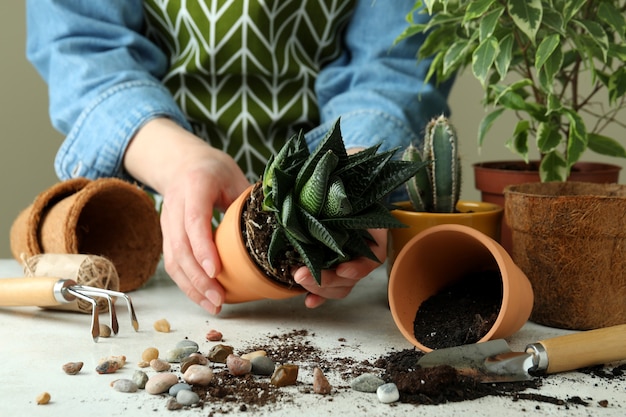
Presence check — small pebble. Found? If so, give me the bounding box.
[176,389,200,406]
[169,382,192,397]
[132,370,149,389]
[99,355,126,368]
[166,397,183,410]
[351,374,385,393]
[188,352,208,365]
[36,392,50,405]
[141,347,159,362]
[207,344,234,363]
[313,367,332,395]
[165,347,192,363]
[62,361,83,375]
[270,364,299,387]
[153,318,171,333]
[150,358,171,372]
[226,354,252,376]
[250,356,275,376]
[206,329,223,341]
[95,360,120,374]
[146,373,179,395]
[377,382,400,404]
[183,364,213,386]
[111,379,138,393]
[137,360,150,368]
[241,350,267,361]
[99,324,112,338]
[180,355,201,374]
[176,339,199,352]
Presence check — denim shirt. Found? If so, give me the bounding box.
[26,0,452,198]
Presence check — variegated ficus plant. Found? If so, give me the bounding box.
[402,115,461,213]
[398,0,626,182]
[259,119,425,285]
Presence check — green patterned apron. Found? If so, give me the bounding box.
[143,0,355,182]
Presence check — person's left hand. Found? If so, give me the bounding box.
[292,228,387,308]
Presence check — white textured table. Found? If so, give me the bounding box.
[0,259,624,416]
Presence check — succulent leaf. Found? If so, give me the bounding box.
[321,177,352,218]
[280,192,312,244]
[402,144,432,212]
[298,206,347,256]
[322,202,408,230]
[298,150,338,216]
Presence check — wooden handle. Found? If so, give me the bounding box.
[538,324,626,374]
[0,277,66,307]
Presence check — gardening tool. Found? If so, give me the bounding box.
[417,324,626,383]
[0,276,139,342]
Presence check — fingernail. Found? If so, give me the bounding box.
[205,289,222,307]
[294,271,309,284]
[202,260,216,278]
[200,299,220,315]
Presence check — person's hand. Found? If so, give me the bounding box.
[292,227,387,308]
[124,118,250,314]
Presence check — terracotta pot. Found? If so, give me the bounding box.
[387,200,503,276]
[10,178,162,292]
[214,185,306,303]
[474,161,621,254]
[388,224,534,352]
[505,181,626,330]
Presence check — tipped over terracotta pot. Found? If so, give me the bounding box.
[388,224,533,352]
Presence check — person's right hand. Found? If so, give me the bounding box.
[123,118,250,314]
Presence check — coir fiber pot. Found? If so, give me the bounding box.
[387,200,503,276]
[388,224,534,352]
[505,181,626,330]
[10,178,162,292]
[474,161,621,254]
[214,185,306,303]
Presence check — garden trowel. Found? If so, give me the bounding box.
[417,324,626,383]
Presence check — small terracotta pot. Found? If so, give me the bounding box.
[214,185,306,303]
[387,200,503,276]
[388,224,534,352]
[474,160,622,253]
[10,178,162,292]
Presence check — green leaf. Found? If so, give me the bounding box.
[322,202,407,230]
[539,151,568,182]
[538,45,563,93]
[599,2,626,40]
[297,206,346,257]
[609,67,626,105]
[478,108,505,148]
[574,19,609,61]
[535,34,560,71]
[495,34,514,80]
[479,6,504,41]
[472,36,499,87]
[321,177,352,218]
[283,232,325,285]
[564,109,588,168]
[465,0,496,23]
[587,133,626,158]
[536,122,562,153]
[267,228,288,270]
[541,8,565,34]
[506,120,530,162]
[280,193,311,244]
[298,151,338,216]
[562,0,586,24]
[443,40,471,77]
[507,0,543,44]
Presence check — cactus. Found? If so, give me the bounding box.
[403,115,461,213]
[261,118,427,285]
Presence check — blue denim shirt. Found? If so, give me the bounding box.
[26,0,452,196]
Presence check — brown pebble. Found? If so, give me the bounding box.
[36,392,51,405]
[207,344,234,363]
[99,324,112,338]
[153,318,171,333]
[180,355,201,374]
[188,352,208,365]
[150,358,171,372]
[145,373,178,394]
[137,360,150,368]
[599,400,609,408]
[166,397,183,410]
[206,329,223,341]
[141,347,159,362]
[313,367,332,395]
[271,364,299,387]
[62,361,83,375]
[99,355,126,368]
[226,354,252,376]
[96,360,120,374]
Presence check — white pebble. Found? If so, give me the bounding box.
[176,389,200,406]
[112,379,138,393]
[145,373,179,395]
[377,382,400,404]
[183,364,213,386]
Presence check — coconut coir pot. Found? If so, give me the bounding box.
[388,224,534,352]
[505,181,626,330]
[10,178,162,292]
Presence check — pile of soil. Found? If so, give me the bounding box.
[413,270,502,349]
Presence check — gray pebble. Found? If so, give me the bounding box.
[250,356,275,376]
[176,339,199,352]
[169,382,192,397]
[350,374,385,393]
[112,379,138,393]
[165,347,194,363]
[132,370,149,389]
[377,382,400,403]
[176,389,200,406]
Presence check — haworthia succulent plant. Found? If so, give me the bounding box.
[261,118,426,284]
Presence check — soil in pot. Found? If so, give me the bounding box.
[242,182,303,289]
[413,270,502,349]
